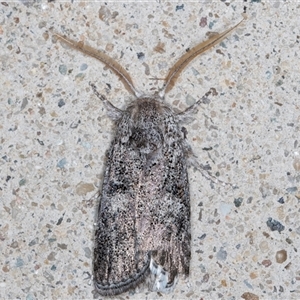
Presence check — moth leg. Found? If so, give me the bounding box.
[89,82,124,121]
[175,89,235,187]
[186,152,234,187]
[188,153,236,187]
[176,89,212,124]
[181,124,235,187]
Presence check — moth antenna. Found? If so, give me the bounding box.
[51,31,140,97]
[161,17,245,96]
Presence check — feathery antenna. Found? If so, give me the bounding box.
[161,18,245,96]
[52,31,140,97]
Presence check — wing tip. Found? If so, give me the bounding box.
[94,255,151,296]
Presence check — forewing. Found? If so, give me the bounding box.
[136,106,191,283]
[94,115,150,296]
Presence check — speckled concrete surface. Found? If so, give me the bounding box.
[1,1,299,299]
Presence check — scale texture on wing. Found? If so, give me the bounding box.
[94,98,191,296]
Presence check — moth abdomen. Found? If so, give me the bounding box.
[150,256,178,293]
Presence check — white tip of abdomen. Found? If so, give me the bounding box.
[149,257,178,293]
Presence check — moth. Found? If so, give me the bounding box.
[53,18,243,296]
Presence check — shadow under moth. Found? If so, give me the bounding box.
[53,18,243,296]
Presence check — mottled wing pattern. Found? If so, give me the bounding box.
[135,101,191,283]
[94,98,190,295]
[94,111,150,295]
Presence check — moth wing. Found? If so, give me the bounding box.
[135,109,191,291]
[94,116,151,296]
